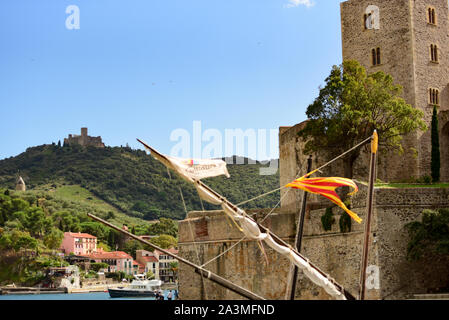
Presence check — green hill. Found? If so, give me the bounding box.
[0,144,280,220]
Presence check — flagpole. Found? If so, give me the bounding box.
[285,155,312,300]
[359,130,378,300]
[87,213,265,300]
[136,139,356,300]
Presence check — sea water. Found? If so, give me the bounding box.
[0,290,176,300]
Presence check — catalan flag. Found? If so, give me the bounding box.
[286,176,362,223]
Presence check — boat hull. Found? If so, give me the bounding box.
[108,288,157,298]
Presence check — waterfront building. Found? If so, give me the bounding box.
[136,250,159,278]
[158,248,179,283]
[60,232,97,255]
[133,260,145,275]
[82,251,134,275]
[136,248,179,282]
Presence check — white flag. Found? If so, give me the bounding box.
[167,155,230,181]
[137,139,230,182]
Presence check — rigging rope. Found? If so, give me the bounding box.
[236,135,372,207]
[198,159,306,269]
[194,135,372,299]
[166,167,209,299]
[199,188,291,268]
[140,135,371,300]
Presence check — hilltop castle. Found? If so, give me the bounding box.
[64,128,105,148]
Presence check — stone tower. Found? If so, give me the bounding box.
[340,0,449,181]
[15,176,26,191]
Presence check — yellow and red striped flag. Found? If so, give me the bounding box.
[286,176,362,224]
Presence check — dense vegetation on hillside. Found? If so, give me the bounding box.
[0,188,178,285]
[0,144,280,220]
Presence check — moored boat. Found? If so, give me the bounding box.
[108,274,162,298]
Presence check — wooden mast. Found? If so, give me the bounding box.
[285,155,312,300]
[359,130,378,300]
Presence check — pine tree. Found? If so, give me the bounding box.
[431,106,440,183]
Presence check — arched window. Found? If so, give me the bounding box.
[365,5,380,29]
[428,7,436,24]
[372,48,381,66]
[430,44,438,62]
[429,88,440,105]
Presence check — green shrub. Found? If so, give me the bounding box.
[416,175,432,184]
[431,106,440,183]
[339,212,352,233]
[405,208,449,260]
[321,207,335,231]
[90,262,109,272]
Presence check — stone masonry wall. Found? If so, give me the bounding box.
[178,186,449,300]
[411,0,449,180]
[178,209,296,300]
[374,187,449,299]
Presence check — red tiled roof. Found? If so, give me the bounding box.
[82,251,132,260]
[65,232,97,239]
[133,260,144,267]
[141,256,158,263]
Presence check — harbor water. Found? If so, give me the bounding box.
[0,290,176,300]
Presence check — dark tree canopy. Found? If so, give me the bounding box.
[431,106,440,183]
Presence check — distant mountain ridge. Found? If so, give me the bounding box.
[0,143,280,220]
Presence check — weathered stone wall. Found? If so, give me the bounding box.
[178,186,449,300]
[411,0,449,180]
[374,187,449,299]
[178,209,296,300]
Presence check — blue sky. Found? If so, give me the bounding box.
[0,0,343,160]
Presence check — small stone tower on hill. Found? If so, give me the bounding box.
[15,176,26,191]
